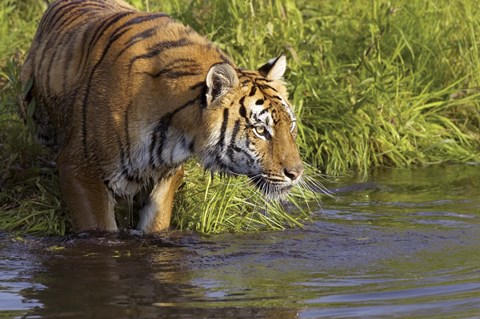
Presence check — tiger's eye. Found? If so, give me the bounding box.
[255,126,265,135]
[253,126,271,140]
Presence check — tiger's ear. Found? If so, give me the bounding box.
[206,63,239,106]
[258,55,287,80]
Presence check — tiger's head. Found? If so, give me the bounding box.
[197,55,304,198]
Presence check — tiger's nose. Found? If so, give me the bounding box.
[283,166,304,182]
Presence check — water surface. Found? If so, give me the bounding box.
[1,165,479,318]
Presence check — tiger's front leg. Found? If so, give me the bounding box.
[58,152,117,232]
[137,166,184,233]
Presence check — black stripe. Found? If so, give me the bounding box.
[127,26,159,43]
[115,124,128,182]
[149,96,200,167]
[238,96,250,120]
[155,117,174,166]
[53,6,99,36]
[200,84,208,109]
[104,180,115,194]
[49,8,100,96]
[271,109,280,124]
[39,0,86,38]
[109,25,133,45]
[63,28,88,93]
[256,77,274,83]
[239,105,247,119]
[190,81,204,91]
[148,70,201,79]
[166,71,202,78]
[115,26,159,61]
[248,86,257,96]
[88,11,134,57]
[215,47,233,65]
[109,27,133,50]
[117,103,142,184]
[110,13,168,51]
[39,0,71,33]
[217,108,229,147]
[81,12,134,157]
[230,120,241,146]
[124,101,133,166]
[257,83,278,92]
[239,70,257,76]
[188,82,207,108]
[119,12,168,30]
[129,38,191,72]
[78,11,133,73]
[46,2,105,40]
[239,96,246,106]
[146,58,200,78]
[258,107,271,116]
[44,39,62,98]
[37,2,98,80]
[220,54,232,64]
[168,57,199,67]
[188,140,195,152]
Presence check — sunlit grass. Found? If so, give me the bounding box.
[1,0,479,235]
[173,162,320,233]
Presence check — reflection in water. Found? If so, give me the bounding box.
[6,235,299,319]
[28,239,194,318]
[0,165,480,318]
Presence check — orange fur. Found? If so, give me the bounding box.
[21,0,303,233]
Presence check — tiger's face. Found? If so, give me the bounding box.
[198,56,304,198]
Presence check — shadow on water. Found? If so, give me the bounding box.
[1,164,480,318]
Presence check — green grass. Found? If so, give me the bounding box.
[1,0,479,235]
[173,162,317,233]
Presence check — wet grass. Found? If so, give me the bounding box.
[1,0,479,235]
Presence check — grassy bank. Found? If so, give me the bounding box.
[1,0,479,235]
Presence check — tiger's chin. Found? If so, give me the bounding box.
[249,176,295,199]
[202,161,296,199]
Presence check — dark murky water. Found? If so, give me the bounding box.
[1,165,479,318]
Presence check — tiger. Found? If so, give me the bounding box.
[20,0,304,234]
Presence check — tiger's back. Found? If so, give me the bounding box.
[21,0,230,152]
[21,0,130,147]
[21,0,304,233]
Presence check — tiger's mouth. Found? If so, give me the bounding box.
[248,175,294,199]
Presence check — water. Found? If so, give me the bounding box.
[1,165,479,318]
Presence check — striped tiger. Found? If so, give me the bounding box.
[20,0,304,233]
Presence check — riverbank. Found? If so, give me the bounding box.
[1,0,479,235]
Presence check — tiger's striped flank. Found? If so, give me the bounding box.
[20,0,303,233]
